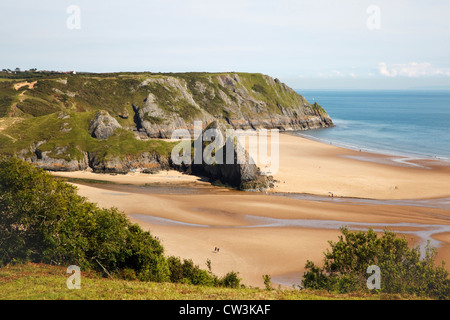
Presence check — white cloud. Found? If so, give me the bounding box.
[378,62,393,77]
[310,69,360,79]
[378,62,450,77]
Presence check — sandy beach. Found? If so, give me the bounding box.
[52,133,450,288]
[250,132,450,200]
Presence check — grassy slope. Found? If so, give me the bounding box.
[0,263,422,300]
[0,110,176,161]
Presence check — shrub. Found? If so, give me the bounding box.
[262,274,272,291]
[219,271,241,288]
[302,227,450,299]
[167,256,217,286]
[0,157,169,282]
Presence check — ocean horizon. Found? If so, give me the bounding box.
[295,89,450,161]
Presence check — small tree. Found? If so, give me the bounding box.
[302,227,450,299]
[220,271,241,288]
[262,274,273,291]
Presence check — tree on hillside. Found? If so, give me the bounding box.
[0,157,169,282]
[302,227,450,299]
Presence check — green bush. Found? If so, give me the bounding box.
[0,157,169,282]
[167,256,219,286]
[0,157,241,288]
[302,227,450,299]
[219,271,241,288]
[166,256,242,288]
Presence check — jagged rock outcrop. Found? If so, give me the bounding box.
[17,142,90,172]
[29,152,90,171]
[189,121,272,190]
[17,142,170,174]
[89,110,122,139]
[88,152,170,174]
[133,77,214,138]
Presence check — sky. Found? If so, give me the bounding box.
[2,0,450,90]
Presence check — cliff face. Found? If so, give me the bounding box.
[0,72,333,189]
[132,73,332,138]
[189,121,272,190]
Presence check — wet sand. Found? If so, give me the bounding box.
[51,133,450,288]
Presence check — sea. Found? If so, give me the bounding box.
[295,90,450,161]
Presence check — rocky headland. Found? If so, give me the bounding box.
[0,72,333,189]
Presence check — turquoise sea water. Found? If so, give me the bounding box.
[295,90,450,160]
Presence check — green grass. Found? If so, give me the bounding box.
[0,263,425,300]
[0,74,151,120]
[0,111,176,162]
[235,73,299,114]
[16,97,62,117]
[0,81,19,117]
[177,74,228,117]
[311,102,327,114]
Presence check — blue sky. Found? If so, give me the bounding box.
[2,0,450,89]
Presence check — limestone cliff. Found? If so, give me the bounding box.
[132,73,332,138]
[189,121,272,190]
